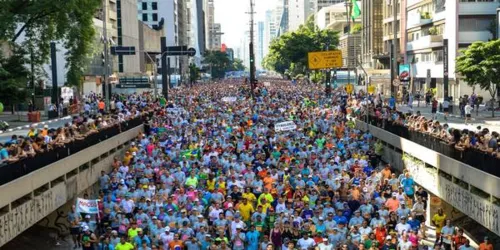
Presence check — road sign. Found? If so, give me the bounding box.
[367,84,375,94]
[110,46,136,55]
[187,48,196,57]
[392,79,401,87]
[307,50,343,70]
[345,83,354,94]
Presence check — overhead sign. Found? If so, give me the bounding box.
[116,83,151,88]
[345,83,354,94]
[307,50,343,70]
[275,121,297,132]
[399,64,410,81]
[222,97,237,102]
[110,46,136,55]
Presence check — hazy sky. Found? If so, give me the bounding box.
[214,0,277,49]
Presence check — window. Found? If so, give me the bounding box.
[459,16,494,31]
[142,2,147,10]
[142,13,148,21]
[434,50,444,62]
[421,52,432,62]
[152,13,158,21]
[152,2,157,10]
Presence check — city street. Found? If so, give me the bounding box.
[0,116,71,143]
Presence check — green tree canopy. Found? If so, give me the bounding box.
[0,46,29,112]
[230,58,245,71]
[0,0,101,87]
[263,16,339,76]
[202,50,235,78]
[456,40,500,117]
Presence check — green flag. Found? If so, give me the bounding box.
[351,0,361,20]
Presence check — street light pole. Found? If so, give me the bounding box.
[102,0,110,111]
[249,0,256,101]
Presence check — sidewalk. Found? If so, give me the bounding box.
[0,111,50,128]
[396,103,500,133]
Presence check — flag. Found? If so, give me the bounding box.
[351,0,361,20]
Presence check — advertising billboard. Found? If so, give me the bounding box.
[399,64,410,82]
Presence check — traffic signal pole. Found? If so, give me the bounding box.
[249,0,256,101]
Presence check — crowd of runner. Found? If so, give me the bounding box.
[66,80,494,250]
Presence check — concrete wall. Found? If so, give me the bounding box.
[357,120,500,236]
[38,145,130,236]
[0,125,142,247]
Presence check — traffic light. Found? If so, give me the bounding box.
[101,52,105,66]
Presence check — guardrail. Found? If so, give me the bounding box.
[366,116,500,177]
[356,119,500,236]
[0,116,144,187]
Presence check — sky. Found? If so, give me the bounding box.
[214,0,277,49]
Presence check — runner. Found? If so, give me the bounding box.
[75,80,490,250]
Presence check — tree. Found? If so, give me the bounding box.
[456,40,500,117]
[0,0,101,87]
[231,58,245,71]
[263,16,339,76]
[189,63,200,85]
[202,50,232,79]
[0,46,29,113]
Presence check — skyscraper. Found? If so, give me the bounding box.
[257,21,265,69]
[264,9,276,57]
[276,0,289,36]
[288,0,311,31]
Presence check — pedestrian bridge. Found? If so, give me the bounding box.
[0,122,143,247]
[356,120,500,238]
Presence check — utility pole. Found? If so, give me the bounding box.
[248,0,256,101]
[345,0,351,86]
[102,0,110,111]
[391,0,398,96]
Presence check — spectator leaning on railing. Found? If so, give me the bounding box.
[0,93,153,164]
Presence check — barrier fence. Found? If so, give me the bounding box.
[0,116,145,186]
[367,116,500,177]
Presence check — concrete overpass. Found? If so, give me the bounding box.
[0,123,143,247]
[356,120,500,239]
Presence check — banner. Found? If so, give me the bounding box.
[166,108,186,114]
[76,198,99,214]
[275,121,297,132]
[399,64,410,81]
[222,97,237,102]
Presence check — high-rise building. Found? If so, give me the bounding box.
[211,23,222,50]
[403,0,498,101]
[276,0,289,35]
[116,0,141,73]
[137,0,193,76]
[311,0,344,13]
[288,0,314,31]
[264,10,276,57]
[205,0,218,50]
[361,0,384,70]
[186,0,206,65]
[257,21,265,69]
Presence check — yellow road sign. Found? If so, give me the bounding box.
[367,84,375,94]
[345,83,354,94]
[307,50,343,70]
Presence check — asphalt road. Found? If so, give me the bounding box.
[0,116,72,143]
